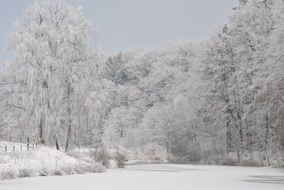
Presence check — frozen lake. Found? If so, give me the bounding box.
[0,164,283,190]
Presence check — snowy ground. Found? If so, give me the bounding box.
[0,164,283,190]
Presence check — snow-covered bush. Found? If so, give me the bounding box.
[0,166,19,180]
[240,160,262,167]
[0,147,104,181]
[113,151,126,168]
[67,148,110,168]
[142,144,167,162]
[105,148,127,168]
[222,158,238,166]
[90,147,110,167]
[18,167,36,178]
[120,144,167,163]
[66,149,93,163]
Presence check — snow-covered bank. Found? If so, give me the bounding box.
[0,164,283,190]
[0,146,104,180]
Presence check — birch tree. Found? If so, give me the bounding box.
[9,0,94,149]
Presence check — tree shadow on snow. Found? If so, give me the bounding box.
[125,164,202,172]
[245,175,284,185]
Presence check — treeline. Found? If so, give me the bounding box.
[0,0,283,165]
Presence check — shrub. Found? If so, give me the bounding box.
[53,170,63,176]
[78,162,105,173]
[240,160,262,167]
[61,166,76,175]
[0,146,106,181]
[185,149,202,163]
[18,167,36,178]
[0,167,19,180]
[114,151,126,168]
[222,158,238,166]
[90,147,110,167]
[38,167,49,176]
[142,144,167,161]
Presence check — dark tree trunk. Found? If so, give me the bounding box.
[39,114,44,144]
[65,82,72,152]
[55,136,60,150]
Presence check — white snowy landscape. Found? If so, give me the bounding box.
[0,0,283,189]
[1,164,283,190]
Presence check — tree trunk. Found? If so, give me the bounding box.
[65,82,72,152]
[226,116,232,156]
[165,123,170,157]
[55,135,60,150]
[39,112,45,144]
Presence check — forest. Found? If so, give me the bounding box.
[0,0,283,167]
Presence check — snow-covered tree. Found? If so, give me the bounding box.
[7,0,98,150]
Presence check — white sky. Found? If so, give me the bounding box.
[0,0,237,62]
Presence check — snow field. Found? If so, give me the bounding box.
[1,164,283,190]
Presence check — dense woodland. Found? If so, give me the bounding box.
[0,0,283,166]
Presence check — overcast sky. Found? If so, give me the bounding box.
[0,0,237,61]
